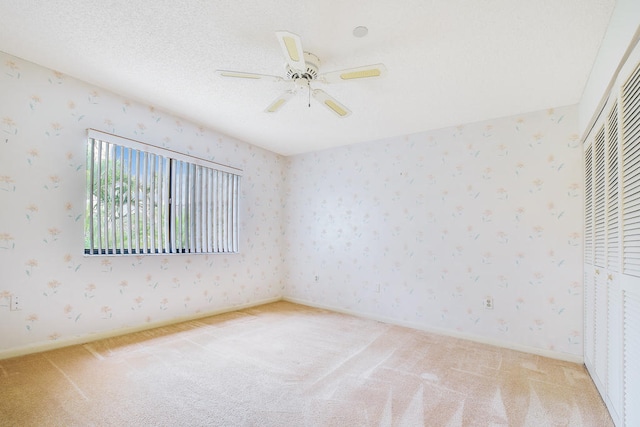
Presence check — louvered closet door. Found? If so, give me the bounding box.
[594,267,609,388]
[607,102,621,272]
[584,100,624,424]
[584,39,640,427]
[620,59,640,427]
[622,289,640,427]
[594,127,606,268]
[606,100,623,422]
[592,126,609,392]
[585,142,594,266]
[584,142,596,370]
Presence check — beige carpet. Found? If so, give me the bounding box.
[0,301,612,426]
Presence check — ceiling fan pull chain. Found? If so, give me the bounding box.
[308,84,311,108]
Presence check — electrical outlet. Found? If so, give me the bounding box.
[314,275,319,282]
[483,297,493,310]
[10,295,20,311]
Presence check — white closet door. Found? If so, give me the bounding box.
[622,288,640,427]
[594,269,609,391]
[620,58,640,427]
[583,44,640,426]
[606,99,623,422]
[592,125,609,395]
[608,273,623,422]
[584,141,596,371]
[585,142,594,265]
[584,267,596,369]
[594,127,606,268]
[607,102,621,273]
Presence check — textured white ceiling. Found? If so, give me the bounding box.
[0,0,614,155]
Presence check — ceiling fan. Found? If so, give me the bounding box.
[215,31,387,118]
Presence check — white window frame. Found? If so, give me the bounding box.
[85,129,241,255]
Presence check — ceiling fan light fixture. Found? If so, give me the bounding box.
[340,68,381,80]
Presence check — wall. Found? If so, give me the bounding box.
[579,0,640,135]
[284,105,584,360]
[0,51,286,357]
[0,48,586,362]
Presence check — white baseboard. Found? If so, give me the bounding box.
[0,296,281,361]
[283,296,584,365]
[2,295,584,365]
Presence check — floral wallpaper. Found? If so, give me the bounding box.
[284,105,584,358]
[0,48,584,361]
[0,51,286,355]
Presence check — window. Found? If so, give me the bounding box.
[85,129,241,255]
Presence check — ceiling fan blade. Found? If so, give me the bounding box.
[318,63,387,83]
[312,89,351,118]
[265,91,295,113]
[275,31,306,73]
[215,70,282,82]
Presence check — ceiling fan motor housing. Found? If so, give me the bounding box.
[286,52,320,80]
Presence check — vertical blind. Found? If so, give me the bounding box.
[85,130,240,255]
